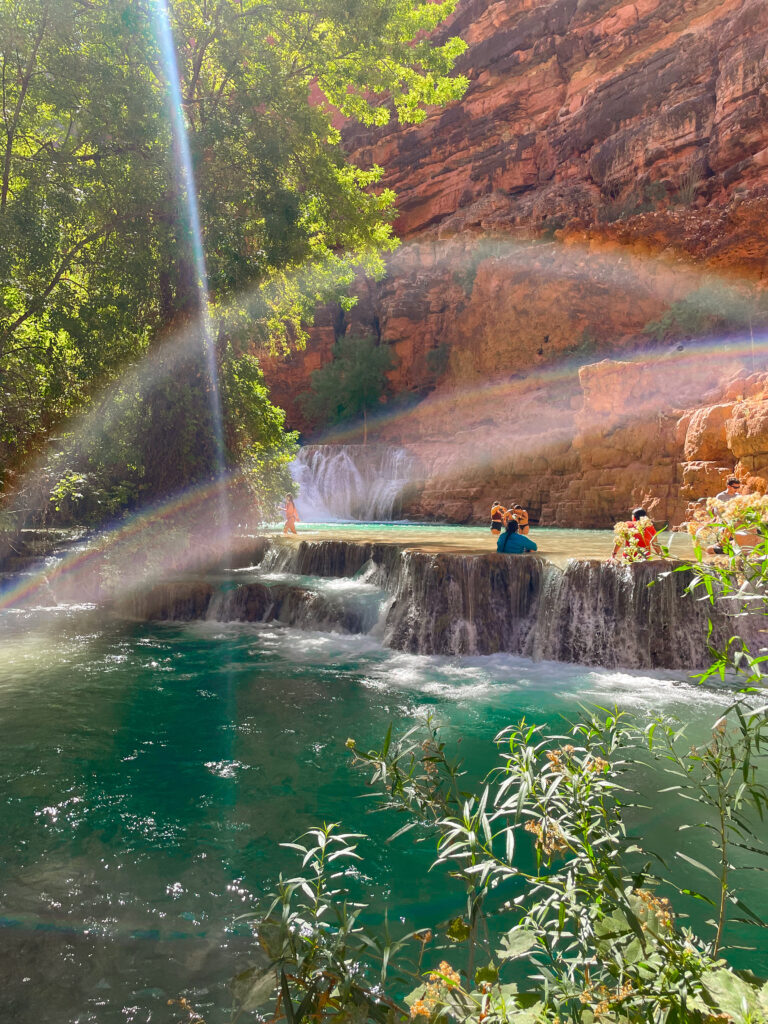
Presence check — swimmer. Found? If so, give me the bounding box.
[281,493,299,535]
[497,517,537,554]
[490,500,506,535]
[512,503,530,536]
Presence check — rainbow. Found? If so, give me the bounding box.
[313,328,768,447]
[0,475,241,613]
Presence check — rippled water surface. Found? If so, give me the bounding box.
[0,573,757,1021]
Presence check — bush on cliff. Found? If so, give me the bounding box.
[644,284,768,346]
[299,334,396,442]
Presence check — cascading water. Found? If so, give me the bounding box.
[291,445,419,521]
[120,537,762,670]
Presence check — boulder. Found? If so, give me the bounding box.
[679,461,732,501]
[683,403,734,461]
[726,399,768,458]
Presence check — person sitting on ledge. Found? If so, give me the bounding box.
[715,476,743,502]
[611,507,662,563]
[490,500,506,535]
[497,517,537,554]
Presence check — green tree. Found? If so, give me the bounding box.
[0,0,467,504]
[300,334,395,441]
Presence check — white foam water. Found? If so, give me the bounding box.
[290,444,418,521]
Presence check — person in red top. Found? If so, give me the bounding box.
[281,494,299,535]
[611,507,662,561]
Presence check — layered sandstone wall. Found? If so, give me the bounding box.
[262,0,768,526]
[389,360,768,528]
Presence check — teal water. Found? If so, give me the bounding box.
[0,594,762,1021]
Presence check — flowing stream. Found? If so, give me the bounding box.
[0,526,764,1022]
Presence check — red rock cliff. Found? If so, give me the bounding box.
[263,0,768,527]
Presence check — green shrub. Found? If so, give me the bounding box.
[426,344,451,380]
[233,700,768,1024]
[645,284,768,344]
[299,334,395,440]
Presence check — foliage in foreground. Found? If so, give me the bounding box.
[678,492,768,691]
[234,706,768,1024]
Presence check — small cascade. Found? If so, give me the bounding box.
[122,581,215,621]
[116,538,764,671]
[122,572,389,636]
[258,539,392,579]
[291,445,419,521]
[527,558,760,670]
[383,552,544,656]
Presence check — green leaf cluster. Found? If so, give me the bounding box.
[0,0,467,499]
[299,334,395,434]
[644,283,768,345]
[245,707,768,1024]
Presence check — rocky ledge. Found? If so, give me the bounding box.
[118,539,759,671]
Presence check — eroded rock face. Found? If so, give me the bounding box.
[262,0,768,527]
[684,404,734,462]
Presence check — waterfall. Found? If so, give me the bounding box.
[117,539,763,671]
[290,444,419,521]
[383,551,544,656]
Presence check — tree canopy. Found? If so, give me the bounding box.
[0,0,467,509]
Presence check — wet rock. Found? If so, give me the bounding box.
[120,582,214,621]
[123,540,763,670]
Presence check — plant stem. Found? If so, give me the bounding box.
[714,783,728,957]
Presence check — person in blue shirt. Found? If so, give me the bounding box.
[497,518,537,554]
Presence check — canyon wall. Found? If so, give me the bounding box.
[262,0,768,527]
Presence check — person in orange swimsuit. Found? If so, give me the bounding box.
[281,494,299,535]
[490,501,506,535]
[512,504,530,536]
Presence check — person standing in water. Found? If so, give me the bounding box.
[490,500,506,535]
[281,494,299,535]
[512,504,530,535]
[497,518,537,554]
